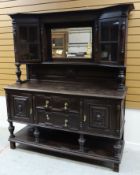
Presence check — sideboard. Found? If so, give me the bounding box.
[5,3,134,172]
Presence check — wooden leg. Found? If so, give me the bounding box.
[10,142,16,149]
[33,127,40,143]
[113,163,119,172]
[78,134,85,152]
[8,121,16,149]
[114,140,122,159]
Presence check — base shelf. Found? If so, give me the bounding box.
[9,126,124,171]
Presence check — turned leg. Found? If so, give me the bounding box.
[78,134,85,152]
[118,68,125,90]
[113,163,120,172]
[114,140,122,159]
[8,121,16,149]
[33,127,40,143]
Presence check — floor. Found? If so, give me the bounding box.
[0,96,140,175]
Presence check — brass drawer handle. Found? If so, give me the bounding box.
[83,115,87,122]
[30,108,32,115]
[45,100,49,108]
[64,102,68,110]
[64,119,68,127]
[46,114,50,121]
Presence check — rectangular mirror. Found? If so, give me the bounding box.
[51,27,92,59]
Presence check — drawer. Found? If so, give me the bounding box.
[10,93,33,123]
[83,99,121,137]
[35,94,80,113]
[36,107,80,130]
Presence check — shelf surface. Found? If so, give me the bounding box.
[10,126,123,163]
[5,80,126,99]
[39,61,126,68]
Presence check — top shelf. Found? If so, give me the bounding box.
[9,3,134,18]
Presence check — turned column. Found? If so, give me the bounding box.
[114,140,122,159]
[8,121,16,149]
[78,134,86,152]
[15,63,22,83]
[113,163,120,172]
[113,140,122,172]
[118,68,125,90]
[33,127,40,143]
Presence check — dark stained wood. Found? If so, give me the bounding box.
[15,63,22,83]
[8,121,16,149]
[5,81,126,99]
[9,3,134,66]
[9,126,124,163]
[5,3,134,172]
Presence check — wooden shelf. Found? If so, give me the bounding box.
[40,61,126,68]
[10,126,124,163]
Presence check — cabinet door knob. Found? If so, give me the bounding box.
[64,102,68,110]
[96,114,101,118]
[64,119,68,127]
[46,114,50,120]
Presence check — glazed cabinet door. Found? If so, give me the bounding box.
[83,98,123,138]
[13,19,41,63]
[98,17,126,65]
[8,93,33,123]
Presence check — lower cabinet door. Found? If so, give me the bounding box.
[83,98,121,137]
[10,93,33,123]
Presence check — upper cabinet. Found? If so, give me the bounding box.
[11,17,41,63]
[10,3,134,65]
[99,17,126,64]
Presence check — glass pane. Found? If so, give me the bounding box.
[111,43,118,61]
[111,21,119,41]
[101,22,109,41]
[51,27,92,59]
[19,26,29,60]
[100,20,119,41]
[101,44,111,61]
[101,43,117,62]
[29,44,38,59]
[29,26,38,42]
[20,43,29,60]
[19,44,39,60]
[19,26,28,41]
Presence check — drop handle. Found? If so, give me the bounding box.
[64,119,68,127]
[64,102,68,110]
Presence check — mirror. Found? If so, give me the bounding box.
[51,27,92,59]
